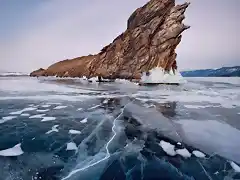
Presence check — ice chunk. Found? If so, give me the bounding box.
[54,106,67,110]
[0,143,24,156]
[46,125,59,134]
[66,142,78,151]
[41,117,56,122]
[10,107,37,115]
[159,140,176,156]
[192,150,206,158]
[77,108,83,111]
[176,148,191,158]
[36,109,49,112]
[230,161,240,172]
[80,118,88,124]
[69,130,81,135]
[29,114,46,119]
[177,142,182,145]
[0,116,17,124]
[20,113,30,117]
[141,67,186,84]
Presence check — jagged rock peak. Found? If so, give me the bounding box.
[30,0,190,79]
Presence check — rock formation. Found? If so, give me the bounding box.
[30,0,190,80]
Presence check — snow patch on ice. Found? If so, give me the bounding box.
[66,142,78,151]
[0,116,17,124]
[176,148,191,158]
[20,113,30,117]
[36,109,50,112]
[192,150,206,158]
[141,67,186,84]
[41,105,51,108]
[54,106,67,110]
[80,118,88,124]
[0,143,24,156]
[29,114,46,119]
[69,129,81,135]
[159,140,176,156]
[230,161,240,172]
[10,107,37,115]
[46,125,59,134]
[77,108,83,111]
[41,117,56,122]
[184,105,209,109]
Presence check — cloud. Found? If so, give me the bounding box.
[0,0,239,72]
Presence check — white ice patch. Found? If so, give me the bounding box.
[20,113,30,117]
[80,118,88,124]
[77,108,83,111]
[184,105,209,109]
[54,106,67,110]
[41,117,56,122]
[10,107,37,115]
[176,148,191,158]
[192,150,206,158]
[36,109,49,112]
[88,105,100,110]
[66,142,78,151]
[29,114,46,119]
[41,105,51,108]
[141,67,186,84]
[230,161,240,172]
[0,143,24,156]
[159,140,176,156]
[69,130,81,135]
[0,116,17,124]
[46,125,59,134]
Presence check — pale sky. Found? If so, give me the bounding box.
[0,0,239,73]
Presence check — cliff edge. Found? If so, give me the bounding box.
[30,0,190,80]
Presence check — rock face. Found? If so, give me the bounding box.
[30,0,190,79]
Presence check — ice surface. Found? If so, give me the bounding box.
[41,117,56,122]
[66,142,78,151]
[230,161,240,172]
[0,143,24,156]
[88,105,100,110]
[176,148,191,158]
[46,125,59,134]
[69,130,81,135]
[141,67,186,84]
[10,107,37,115]
[29,114,46,119]
[192,150,206,158]
[80,118,88,124]
[0,116,17,124]
[159,140,176,156]
[54,106,67,110]
[36,109,50,112]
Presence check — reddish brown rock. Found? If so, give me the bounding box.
[30,0,190,79]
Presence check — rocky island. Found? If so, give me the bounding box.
[30,0,190,82]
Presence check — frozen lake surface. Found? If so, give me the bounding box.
[0,76,239,180]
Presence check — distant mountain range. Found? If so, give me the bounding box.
[181,66,240,77]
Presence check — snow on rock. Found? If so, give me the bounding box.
[80,118,88,124]
[230,161,240,173]
[159,140,176,156]
[192,150,206,158]
[69,130,81,135]
[176,148,191,158]
[141,67,186,84]
[41,117,56,122]
[66,142,78,151]
[0,116,17,124]
[54,106,67,110]
[29,114,46,119]
[10,107,37,115]
[46,125,59,134]
[0,143,24,156]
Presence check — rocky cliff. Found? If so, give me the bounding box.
[30,0,190,79]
